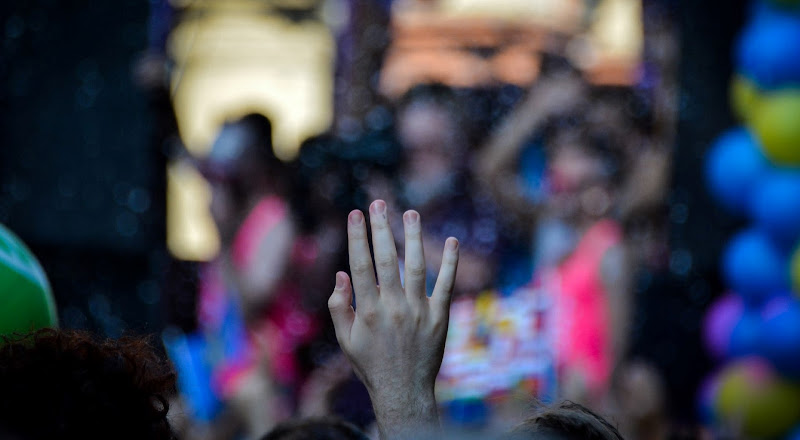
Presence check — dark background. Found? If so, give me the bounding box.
[0,0,748,422]
[0,0,167,336]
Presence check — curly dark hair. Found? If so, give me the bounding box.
[508,401,625,440]
[0,329,176,440]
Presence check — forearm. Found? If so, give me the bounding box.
[371,387,440,440]
[479,103,547,180]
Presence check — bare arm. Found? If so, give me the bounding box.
[477,73,586,223]
[235,215,296,311]
[328,200,459,439]
[478,87,550,180]
[617,143,671,221]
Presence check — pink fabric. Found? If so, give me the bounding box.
[231,196,287,271]
[197,195,320,402]
[199,265,318,399]
[252,284,319,387]
[555,219,621,396]
[213,353,257,399]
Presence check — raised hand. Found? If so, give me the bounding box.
[327,200,459,439]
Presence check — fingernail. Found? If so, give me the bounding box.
[446,237,459,251]
[404,210,419,225]
[335,272,345,289]
[349,210,363,225]
[371,200,386,216]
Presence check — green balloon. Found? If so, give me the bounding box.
[730,74,762,122]
[714,358,800,439]
[0,223,58,335]
[752,90,800,166]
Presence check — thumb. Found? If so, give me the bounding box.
[328,271,355,346]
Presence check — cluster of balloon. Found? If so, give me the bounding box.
[0,224,58,336]
[702,2,800,437]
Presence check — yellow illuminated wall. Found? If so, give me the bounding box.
[169,5,334,158]
[166,159,220,261]
[166,1,334,261]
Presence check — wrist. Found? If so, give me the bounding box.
[370,385,439,439]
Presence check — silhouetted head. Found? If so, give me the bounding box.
[199,113,293,240]
[543,116,625,222]
[508,401,624,440]
[396,84,468,207]
[199,114,278,184]
[0,329,176,440]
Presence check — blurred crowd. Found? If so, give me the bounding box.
[7,0,800,438]
[0,0,686,439]
[142,50,672,439]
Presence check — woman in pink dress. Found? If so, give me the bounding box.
[478,66,634,409]
[170,114,338,439]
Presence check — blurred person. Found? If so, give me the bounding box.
[372,88,512,427]
[478,58,588,231]
[485,107,632,407]
[342,92,506,429]
[544,119,667,439]
[477,59,638,412]
[167,114,335,439]
[428,67,587,427]
[325,199,625,440]
[385,84,503,299]
[538,120,632,406]
[293,135,376,431]
[0,329,175,440]
[394,85,469,210]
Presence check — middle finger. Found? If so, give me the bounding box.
[368,200,403,296]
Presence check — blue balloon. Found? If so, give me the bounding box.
[750,171,800,245]
[722,229,791,304]
[762,299,800,377]
[705,129,770,214]
[736,12,800,89]
[728,311,764,359]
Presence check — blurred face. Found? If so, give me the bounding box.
[397,103,463,206]
[208,180,238,243]
[547,142,611,221]
[205,122,276,192]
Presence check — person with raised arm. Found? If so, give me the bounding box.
[327,199,459,439]
[315,199,625,440]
